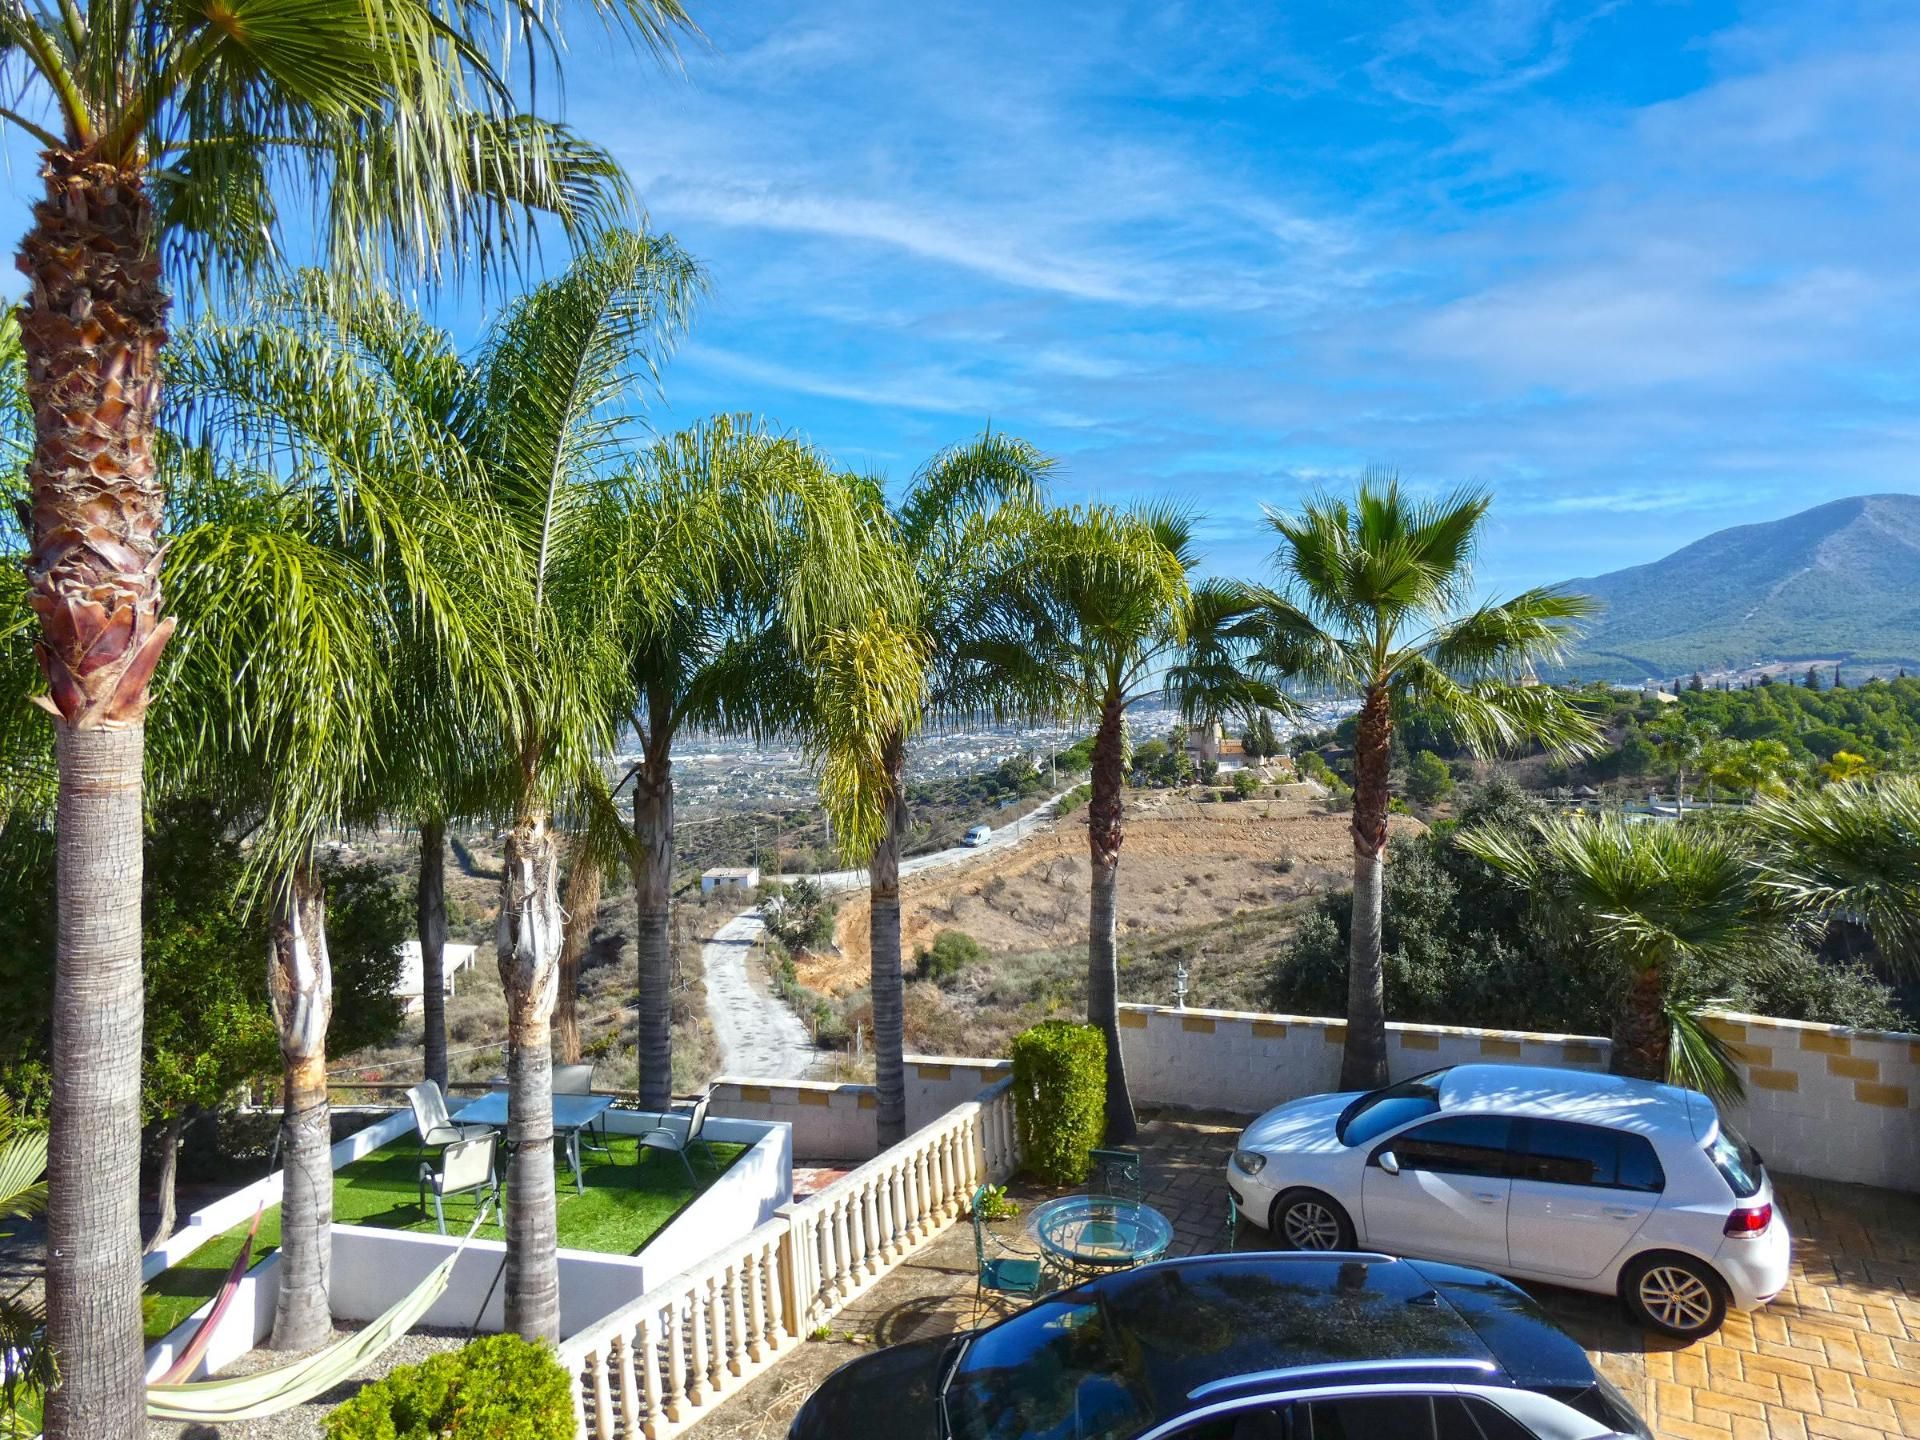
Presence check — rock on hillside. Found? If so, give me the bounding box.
[1553,493,1920,681]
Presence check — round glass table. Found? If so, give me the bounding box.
[1028,1194,1174,1281]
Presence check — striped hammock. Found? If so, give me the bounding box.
[146,1211,484,1423]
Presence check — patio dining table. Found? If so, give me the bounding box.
[1028,1194,1174,1283]
[452,1091,614,1196]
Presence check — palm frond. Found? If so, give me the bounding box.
[1749,778,1920,971]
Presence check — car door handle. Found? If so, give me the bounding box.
[1473,1192,1501,1204]
[1603,1206,1639,1218]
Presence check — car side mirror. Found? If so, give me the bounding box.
[1377,1150,1401,1176]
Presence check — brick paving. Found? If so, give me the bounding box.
[687,1110,1920,1440]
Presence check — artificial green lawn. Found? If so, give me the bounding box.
[142,1133,746,1343]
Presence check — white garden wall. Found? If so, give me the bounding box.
[146,1112,791,1378]
[710,1057,1012,1160]
[1116,1002,1920,1193]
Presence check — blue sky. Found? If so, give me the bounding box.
[7,0,1917,595]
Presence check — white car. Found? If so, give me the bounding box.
[962,823,992,846]
[1227,1064,1791,1339]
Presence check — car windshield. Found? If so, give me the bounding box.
[943,1296,1148,1440]
[1706,1119,1765,1199]
[1336,1070,1448,1147]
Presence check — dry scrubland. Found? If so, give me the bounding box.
[332,831,730,1097]
[805,786,1423,1062]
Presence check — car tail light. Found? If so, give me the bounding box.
[1724,1203,1772,1237]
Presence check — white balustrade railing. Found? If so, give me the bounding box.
[559,1077,1021,1440]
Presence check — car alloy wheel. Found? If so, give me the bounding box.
[1637,1265,1717,1333]
[1278,1195,1343,1250]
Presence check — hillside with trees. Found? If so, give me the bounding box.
[1553,493,1920,680]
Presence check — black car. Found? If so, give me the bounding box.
[787,1253,1652,1440]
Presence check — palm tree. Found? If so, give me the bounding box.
[171,233,702,1343]
[1015,506,1272,1139]
[1705,738,1794,802]
[612,417,906,1108]
[1,1098,54,1440]
[1648,712,1713,804]
[1256,477,1599,1090]
[0,1,696,1420]
[1749,777,1920,969]
[829,434,1052,1147]
[1459,815,1770,1085]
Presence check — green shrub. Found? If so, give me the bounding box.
[1010,1021,1106,1185]
[1407,750,1454,805]
[1231,770,1260,799]
[916,929,986,984]
[325,1334,572,1440]
[1056,782,1093,816]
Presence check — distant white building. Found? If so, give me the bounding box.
[394,939,479,1014]
[701,865,761,895]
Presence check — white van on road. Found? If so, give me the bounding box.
[962,823,992,846]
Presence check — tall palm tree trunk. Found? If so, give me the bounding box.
[1342,683,1393,1091]
[269,864,335,1351]
[46,729,148,1434]
[555,853,602,1066]
[1087,693,1136,1142]
[1612,966,1668,1082]
[633,746,675,1109]
[870,731,909,1150]
[417,819,449,1091]
[22,155,173,1440]
[499,810,564,1342]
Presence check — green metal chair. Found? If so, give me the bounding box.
[971,1184,1044,1322]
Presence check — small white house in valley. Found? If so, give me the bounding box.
[393,940,478,1014]
[702,865,762,894]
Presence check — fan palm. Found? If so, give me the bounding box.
[1458,814,1771,1085]
[611,417,909,1108]
[1256,475,1599,1089]
[1,1099,53,1440]
[1012,505,1272,1139]
[1749,777,1920,971]
[1,0,696,1420]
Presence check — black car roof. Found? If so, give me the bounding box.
[1082,1254,1595,1412]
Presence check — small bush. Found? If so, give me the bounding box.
[916,929,986,984]
[1407,750,1454,805]
[1231,770,1260,799]
[1057,783,1093,816]
[1010,1021,1106,1185]
[325,1334,572,1440]
[971,1183,1021,1221]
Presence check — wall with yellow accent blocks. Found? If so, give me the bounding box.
[1118,1003,1920,1191]
[1115,1003,1608,1116]
[1705,1012,1920,1191]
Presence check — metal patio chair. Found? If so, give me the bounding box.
[972,1184,1045,1322]
[405,1080,492,1158]
[636,1093,714,1183]
[418,1133,500,1235]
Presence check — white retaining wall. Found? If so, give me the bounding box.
[147,1113,791,1378]
[1116,1002,1920,1193]
[710,1057,1012,1160]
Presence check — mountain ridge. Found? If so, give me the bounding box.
[1549,493,1920,681]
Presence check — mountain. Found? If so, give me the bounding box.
[1550,493,1920,682]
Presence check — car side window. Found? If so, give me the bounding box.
[1454,1397,1537,1439]
[1615,1134,1666,1193]
[1514,1120,1666,1193]
[1167,1403,1298,1439]
[1379,1115,1514,1178]
[1513,1119,1617,1186]
[1307,1396,1437,1439]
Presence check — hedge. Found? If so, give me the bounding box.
[1010,1021,1106,1186]
[325,1334,573,1440]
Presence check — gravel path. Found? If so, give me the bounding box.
[146,1324,468,1440]
[702,909,817,1081]
[704,790,1072,1083]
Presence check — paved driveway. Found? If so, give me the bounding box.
[686,1110,1920,1440]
